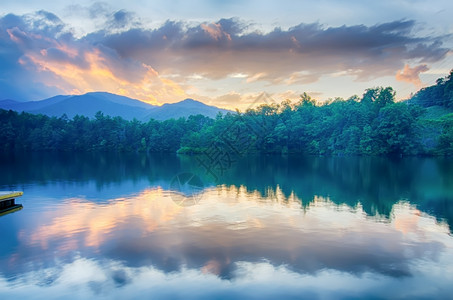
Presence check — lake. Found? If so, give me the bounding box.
[0,152,452,299]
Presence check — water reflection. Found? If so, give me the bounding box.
[11,187,449,276]
[1,153,452,228]
[0,153,453,299]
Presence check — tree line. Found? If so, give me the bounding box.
[0,111,213,152]
[1,71,452,155]
[410,70,453,108]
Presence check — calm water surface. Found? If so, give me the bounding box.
[0,153,452,299]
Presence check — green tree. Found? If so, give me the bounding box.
[375,103,422,155]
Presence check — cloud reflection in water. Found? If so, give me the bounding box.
[1,184,452,299]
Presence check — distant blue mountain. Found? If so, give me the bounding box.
[144,98,230,121]
[0,92,232,121]
[0,95,71,111]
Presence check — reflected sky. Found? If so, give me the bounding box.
[1,153,453,299]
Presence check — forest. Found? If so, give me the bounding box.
[1,70,452,156]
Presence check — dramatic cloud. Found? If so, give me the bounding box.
[0,11,188,103]
[96,18,448,82]
[395,64,430,87]
[0,10,450,105]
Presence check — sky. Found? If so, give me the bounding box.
[0,0,452,110]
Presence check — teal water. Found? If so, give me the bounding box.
[0,153,452,299]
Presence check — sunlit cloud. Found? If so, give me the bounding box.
[201,22,232,41]
[393,203,422,234]
[28,188,182,250]
[197,90,322,111]
[0,8,451,106]
[98,19,448,83]
[198,91,275,111]
[395,64,430,88]
[1,12,189,104]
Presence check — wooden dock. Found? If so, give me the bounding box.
[0,191,23,216]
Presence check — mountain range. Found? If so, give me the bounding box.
[0,92,232,121]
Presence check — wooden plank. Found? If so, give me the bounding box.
[0,191,23,202]
[0,191,23,216]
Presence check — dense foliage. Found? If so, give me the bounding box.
[1,72,452,156]
[411,70,453,108]
[0,111,213,152]
[179,88,431,156]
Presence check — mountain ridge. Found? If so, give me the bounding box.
[0,92,231,121]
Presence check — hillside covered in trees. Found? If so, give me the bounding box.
[1,71,452,156]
